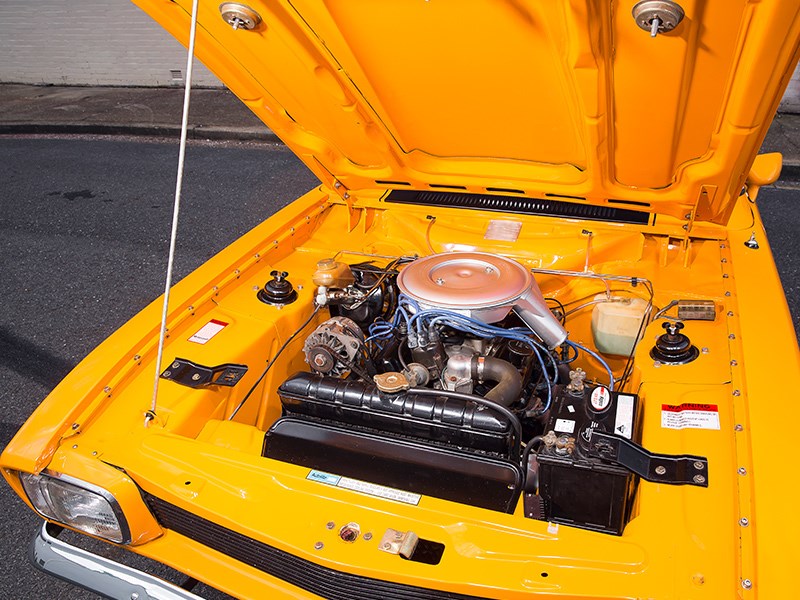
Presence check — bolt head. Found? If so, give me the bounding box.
[693,474,706,484]
[693,461,705,470]
[742,578,753,590]
[655,465,667,475]
[738,467,747,475]
[326,521,335,529]
[314,541,324,550]
[735,424,744,431]
[363,532,373,541]
[740,517,749,527]
[733,389,741,397]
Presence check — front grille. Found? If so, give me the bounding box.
[144,494,492,600]
[385,189,651,225]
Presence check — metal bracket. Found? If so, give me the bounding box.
[589,430,709,487]
[378,529,419,559]
[160,358,248,389]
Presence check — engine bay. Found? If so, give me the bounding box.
[253,250,710,536]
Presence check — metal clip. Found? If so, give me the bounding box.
[378,529,419,559]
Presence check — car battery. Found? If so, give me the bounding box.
[532,384,641,535]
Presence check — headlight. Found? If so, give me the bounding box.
[19,472,130,543]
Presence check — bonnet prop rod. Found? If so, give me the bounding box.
[146,0,200,426]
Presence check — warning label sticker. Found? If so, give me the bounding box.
[661,403,720,430]
[307,470,420,505]
[188,319,228,344]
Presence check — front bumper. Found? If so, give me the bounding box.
[29,521,203,600]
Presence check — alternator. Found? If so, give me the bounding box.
[303,317,365,377]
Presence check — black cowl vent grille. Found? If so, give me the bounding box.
[143,493,492,600]
[385,190,651,225]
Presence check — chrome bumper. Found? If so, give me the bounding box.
[29,522,204,600]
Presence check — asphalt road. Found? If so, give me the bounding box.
[0,136,798,599]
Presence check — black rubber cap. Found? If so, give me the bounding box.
[258,270,298,305]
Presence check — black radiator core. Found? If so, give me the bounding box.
[265,373,523,513]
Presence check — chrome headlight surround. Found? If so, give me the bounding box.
[19,471,131,544]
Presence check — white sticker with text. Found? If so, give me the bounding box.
[188,319,228,344]
[661,403,720,430]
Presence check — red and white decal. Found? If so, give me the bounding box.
[188,319,228,344]
[661,403,720,430]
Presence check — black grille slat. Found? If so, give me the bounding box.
[385,189,650,225]
[144,494,492,600]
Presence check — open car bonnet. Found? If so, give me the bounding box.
[137,0,798,223]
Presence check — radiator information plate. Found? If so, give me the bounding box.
[307,470,421,505]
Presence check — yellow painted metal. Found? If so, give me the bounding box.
[129,0,800,223]
[2,182,797,597]
[2,0,800,598]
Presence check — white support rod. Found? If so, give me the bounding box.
[148,0,200,424]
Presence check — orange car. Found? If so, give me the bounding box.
[3,1,799,598]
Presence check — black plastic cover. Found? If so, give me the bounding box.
[264,418,522,512]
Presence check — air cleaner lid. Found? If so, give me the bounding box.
[397,252,531,309]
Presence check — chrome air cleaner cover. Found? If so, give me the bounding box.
[397,252,567,347]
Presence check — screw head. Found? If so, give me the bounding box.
[740,517,749,527]
[191,373,201,381]
[131,593,140,600]
[314,541,324,550]
[727,311,734,317]
[655,465,667,475]
[738,467,747,475]
[735,424,744,431]
[729,333,736,340]
[693,461,705,470]
[742,578,753,590]
[733,389,741,397]
[71,423,79,430]
[701,347,709,354]
[326,521,335,530]
[693,474,706,484]
[363,532,373,541]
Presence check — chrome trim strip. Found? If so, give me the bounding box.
[29,522,203,600]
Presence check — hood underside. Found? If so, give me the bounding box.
[136,0,800,223]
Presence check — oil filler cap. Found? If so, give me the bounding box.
[650,321,699,365]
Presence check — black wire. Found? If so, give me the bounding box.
[228,305,321,420]
[411,387,523,454]
[521,435,544,490]
[545,297,567,325]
